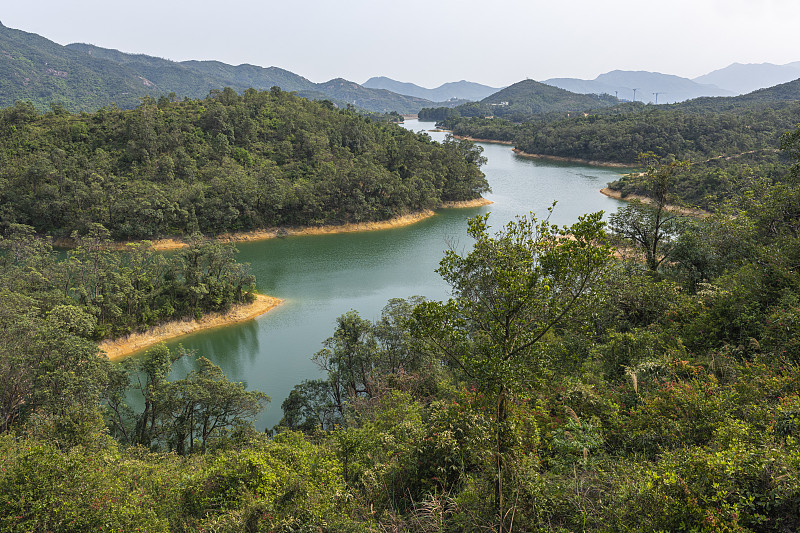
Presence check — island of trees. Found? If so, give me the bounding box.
[2,84,800,532]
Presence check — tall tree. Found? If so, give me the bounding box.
[609,154,688,271]
[412,210,611,531]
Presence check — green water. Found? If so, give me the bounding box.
[155,120,627,429]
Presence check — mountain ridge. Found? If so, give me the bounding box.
[363,76,503,102]
[693,61,800,96]
[543,70,732,104]
[0,24,449,114]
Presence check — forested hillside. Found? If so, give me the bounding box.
[3,133,800,530]
[0,87,488,240]
[431,78,800,209]
[420,79,618,123]
[0,23,454,114]
[0,22,155,110]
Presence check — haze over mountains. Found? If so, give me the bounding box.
[694,62,800,96]
[362,77,503,103]
[378,64,800,106]
[543,71,732,104]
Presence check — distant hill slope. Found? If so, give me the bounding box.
[307,78,435,114]
[480,79,617,115]
[0,23,445,114]
[69,44,436,114]
[676,77,800,113]
[363,76,503,102]
[544,70,732,104]
[0,22,156,110]
[694,62,800,95]
[67,44,318,97]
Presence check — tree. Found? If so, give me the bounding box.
[160,357,269,454]
[0,289,109,437]
[105,346,268,453]
[609,154,688,271]
[412,210,611,531]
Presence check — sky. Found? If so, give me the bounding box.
[4,0,800,88]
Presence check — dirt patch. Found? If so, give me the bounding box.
[98,294,283,361]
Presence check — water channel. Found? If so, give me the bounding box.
[157,120,628,429]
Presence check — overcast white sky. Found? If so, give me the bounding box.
[4,0,800,88]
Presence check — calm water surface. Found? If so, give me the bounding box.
[154,120,627,429]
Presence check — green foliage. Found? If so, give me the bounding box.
[414,210,611,393]
[106,345,268,454]
[278,297,437,433]
[0,89,488,240]
[0,224,255,340]
[0,436,172,532]
[181,431,348,530]
[612,436,800,532]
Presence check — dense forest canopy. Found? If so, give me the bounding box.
[0,87,488,241]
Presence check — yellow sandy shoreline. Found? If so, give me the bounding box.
[96,200,494,359]
[452,135,514,146]
[600,187,710,217]
[54,202,493,252]
[98,294,283,361]
[147,202,491,251]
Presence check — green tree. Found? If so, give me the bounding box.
[609,154,688,271]
[160,357,269,454]
[412,210,611,531]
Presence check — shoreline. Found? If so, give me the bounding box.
[452,135,514,146]
[600,187,710,217]
[442,197,494,208]
[141,202,491,251]
[98,294,283,361]
[512,148,633,168]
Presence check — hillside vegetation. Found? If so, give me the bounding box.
[4,133,800,529]
[0,23,453,114]
[4,51,800,532]
[421,79,618,123]
[0,87,488,240]
[434,78,800,209]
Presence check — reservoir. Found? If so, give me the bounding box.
[161,120,627,429]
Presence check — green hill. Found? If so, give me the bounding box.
[420,78,618,122]
[0,22,156,110]
[0,23,447,114]
[481,79,618,115]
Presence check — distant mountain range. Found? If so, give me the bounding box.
[362,77,503,103]
[693,62,800,96]
[374,64,800,107]
[0,23,452,114]
[2,21,800,115]
[543,70,732,104]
